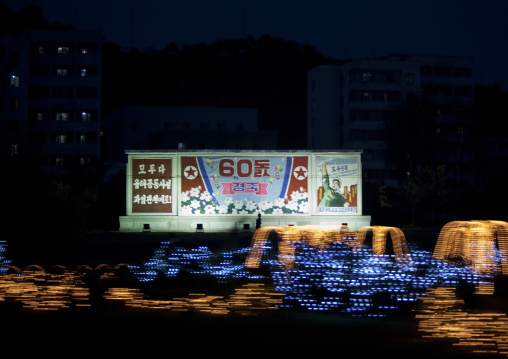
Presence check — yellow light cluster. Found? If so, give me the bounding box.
[0,272,90,311]
[416,286,508,355]
[433,220,508,293]
[357,226,411,262]
[245,225,410,271]
[245,225,360,270]
[0,267,283,315]
[0,263,133,311]
[104,283,284,315]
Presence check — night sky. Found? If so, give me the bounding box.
[4,0,508,90]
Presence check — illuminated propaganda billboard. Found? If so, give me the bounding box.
[125,151,363,220]
[316,155,360,214]
[180,155,309,215]
[130,157,174,214]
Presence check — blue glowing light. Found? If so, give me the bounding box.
[133,237,482,318]
[0,241,11,275]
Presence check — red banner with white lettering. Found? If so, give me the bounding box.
[131,158,173,213]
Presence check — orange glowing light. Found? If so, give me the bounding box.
[416,286,508,356]
[433,220,508,294]
[357,226,411,263]
[103,282,283,315]
[245,225,395,271]
[0,263,283,315]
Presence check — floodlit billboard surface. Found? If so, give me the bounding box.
[316,156,360,214]
[131,158,173,213]
[180,155,309,215]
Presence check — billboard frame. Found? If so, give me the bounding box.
[122,150,368,231]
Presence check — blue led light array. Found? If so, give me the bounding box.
[133,241,256,284]
[0,241,11,275]
[262,241,482,317]
[133,239,484,318]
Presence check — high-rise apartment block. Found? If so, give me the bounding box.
[307,55,474,187]
[0,29,102,174]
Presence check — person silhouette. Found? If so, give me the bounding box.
[256,213,262,229]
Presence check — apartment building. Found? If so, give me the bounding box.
[0,29,102,174]
[307,54,474,187]
[103,105,278,163]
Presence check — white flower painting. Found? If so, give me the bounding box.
[180,186,308,215]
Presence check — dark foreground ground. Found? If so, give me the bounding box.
[5,227,441,269]
[1,228,505,358]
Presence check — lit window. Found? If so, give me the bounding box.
[10,75,20,87]
[79,43,98,54]
[79,157,91,165]
[79,66,98,76]
[55,112,70,121]
[57,68,68,76]
[33,112,44,121]
[57,46,70,54]
[81,112,91,121]
[363,73,372,82]
[77,132,96,144]
[55,157,65,166]
[55,134,67,143]
[38,46,45,54]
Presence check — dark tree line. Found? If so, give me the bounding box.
[102,36,338,149]
[0,2,73,31]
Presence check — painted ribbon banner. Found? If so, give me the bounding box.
[316,157,359,214]
[180,156,308,215]
[132,158,173,213]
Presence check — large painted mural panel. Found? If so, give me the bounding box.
[315,156,360,215]
[180,155,308,215]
